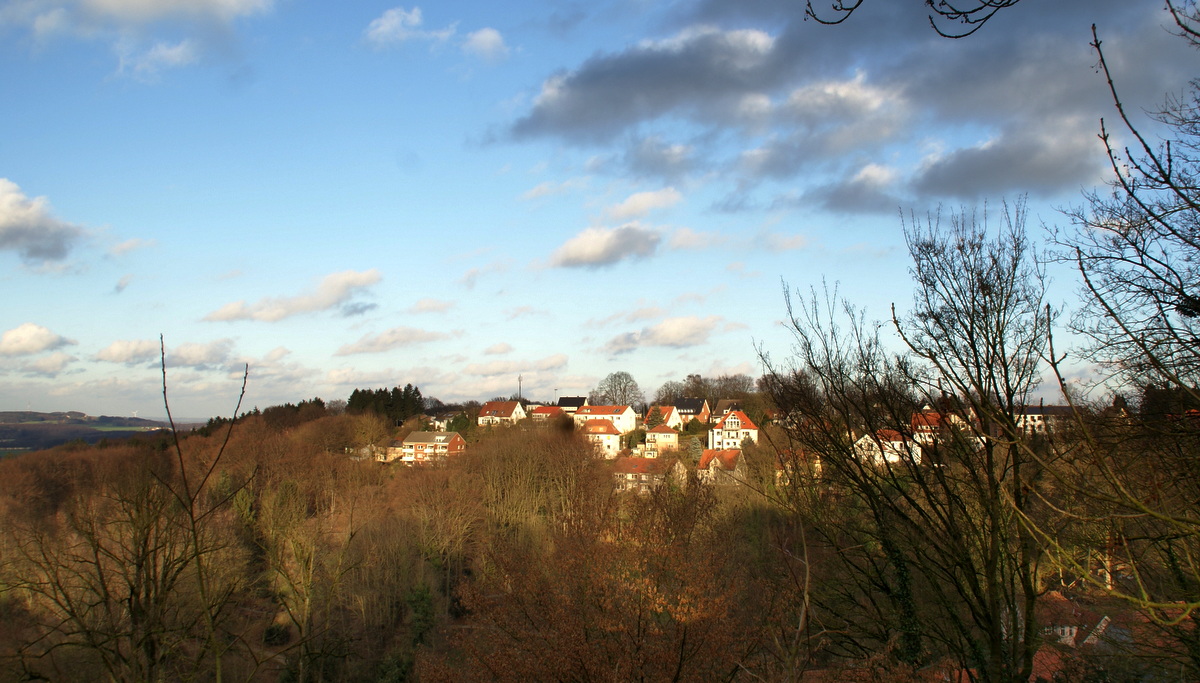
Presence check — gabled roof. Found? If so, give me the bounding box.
[714,410,758,430]
[576,405,632,416]
[611,456,678,475]
[647,424,678,434]
[699,449,741,471]
[872,429,908,444]
[402,431,462,445]
[645,405,678,421]
[714,398,743,415]
[675,398,709,414]
[479,401,520,418]
[531,405,565,416]
[911,411,946,430]
[583,419,621,435]
[557,396,588,409]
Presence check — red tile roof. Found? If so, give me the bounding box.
[583,419,621,435]
[715,410,758,430]
[479,401,520,417]
[699,449,742,471]
[577,405,631,416]
[531,405,565,416]
[647,424,677,434]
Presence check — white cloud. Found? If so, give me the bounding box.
[118,38,199,79]
[408,297,455,313]
[0,178,86,265]
[759,230,808,251]
[79,0,273,24]
[669,227,722,250]
[604,315,723,354]
[167,338,234,369]
[549,223,660,268]
[607,187,682,221]
[334,326,450,355]
[204,269,381,322]
[24,351,77,377]
[95,339,160,365]
[484,342,513,355]
[108,237,156,256]
[520,178,584,200]
[463,27,508,61]
[464,353,568,377]
[364,6,455,47]
[0,323,76,356]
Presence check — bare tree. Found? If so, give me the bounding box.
[590,371,644,408]
[805,0,1023,38]
[765,202,1050,681]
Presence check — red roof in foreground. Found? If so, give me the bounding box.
[699,449,741,471]
[583,419,621,435]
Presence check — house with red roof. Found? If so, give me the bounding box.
[643,405,683,430]
[383,431,466,464]
[853,429,922,466]
[698,449,746,485]
[642,424,680,457]
[707,410,759,450]
[582,419,622,457]
[573,404,637,433]
[529,405,566,422]
[611,456,686,493]
[477,400,526,426]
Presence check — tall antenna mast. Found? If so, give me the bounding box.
[518,374,523,402]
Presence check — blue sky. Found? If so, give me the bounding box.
[0,0,1191,419]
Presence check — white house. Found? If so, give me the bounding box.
[582,419,622,457]
[707,410,759,450]
[643,405,684,430]
[853,429,922,466]
[477,401,526,426]
[573,405,638,433]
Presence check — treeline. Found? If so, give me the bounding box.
[347,384,424,426]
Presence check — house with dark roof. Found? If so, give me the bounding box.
[1017,404,1076,434]
[674,398,711,424]
[713,398,744,419]
[556,396,589,415]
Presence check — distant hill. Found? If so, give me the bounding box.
[0,411,170,454]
